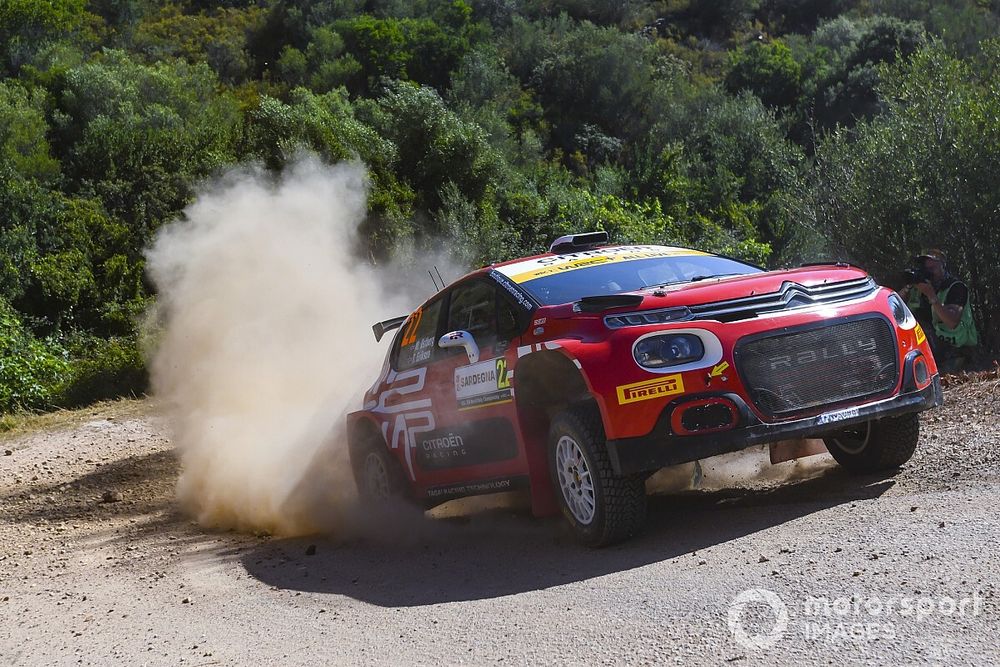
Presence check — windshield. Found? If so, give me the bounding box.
[517,254,762,305]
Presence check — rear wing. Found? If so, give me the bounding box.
[372,315,407,342]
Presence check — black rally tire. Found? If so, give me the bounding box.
[824,412,920,473]
[351,433,409,503]
[548,404,647,547]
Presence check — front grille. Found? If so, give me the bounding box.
[735,316,898,418]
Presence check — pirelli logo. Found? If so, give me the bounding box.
[616,374,685,405]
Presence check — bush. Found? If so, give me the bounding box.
[58,335,147,408]
[0,298,68,412]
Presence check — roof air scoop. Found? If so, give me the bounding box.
[549,231,610,254]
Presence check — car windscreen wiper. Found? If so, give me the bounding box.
[687,272,744,282]
[649,273,745,289]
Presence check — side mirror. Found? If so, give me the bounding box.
[438,330,480,364]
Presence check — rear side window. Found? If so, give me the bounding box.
[497,292,522,344]
[395,299,444,370]
[446,280,498,348]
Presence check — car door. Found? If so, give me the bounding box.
[413,278,531,499]
[376,295,447,486]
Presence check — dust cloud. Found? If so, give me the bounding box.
[647,445,836,495]
[145,157,421,537]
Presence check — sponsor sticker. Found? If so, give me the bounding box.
[616,374,685,405]
[915,324,926,345]
[488,270,534,310]
[455,357,513,409]
[816,406,860,425]
[417,418,518,470]
[496,245,707,284]
[425,476,529,498]
[711,361,730,378]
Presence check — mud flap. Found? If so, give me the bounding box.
[769,438,827,464]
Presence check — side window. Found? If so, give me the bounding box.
[395,298,444,370]
[446,280,498,349]
[497,292,523,344]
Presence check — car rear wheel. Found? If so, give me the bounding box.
[824,412,920,473]
[352,436,408,503]
[548,404,647,547]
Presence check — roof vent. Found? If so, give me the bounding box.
[549,231,610,254]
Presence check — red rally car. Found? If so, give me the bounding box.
[347,232,943,546]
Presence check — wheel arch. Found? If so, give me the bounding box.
[513,349,602,517]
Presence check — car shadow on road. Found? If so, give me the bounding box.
[239,466,896,607]
[2,449,178,525]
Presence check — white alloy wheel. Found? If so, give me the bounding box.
[555,435,597,525]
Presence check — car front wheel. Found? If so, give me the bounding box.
[824,412,920,473]
[548,404,647,547]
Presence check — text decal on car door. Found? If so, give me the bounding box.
[455,358,514,409]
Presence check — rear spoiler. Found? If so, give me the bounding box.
[373,315,407,342]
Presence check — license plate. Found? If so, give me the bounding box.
[816,407,860,425]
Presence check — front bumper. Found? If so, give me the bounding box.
[606,375,943,475]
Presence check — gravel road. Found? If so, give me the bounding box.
[2,377,998,666]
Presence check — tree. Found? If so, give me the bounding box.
[501,17,684,165]
[0,81,60,181]
[811,17,925,129]
[131,5,264,84]
[333,5,481,94]
[799,41,1000,350]
[54,50,241,239]
[0,0,91,73]
[726,40,803,110]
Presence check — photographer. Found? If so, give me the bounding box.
[900,249,979,372]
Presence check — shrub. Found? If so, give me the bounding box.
[57,335,147,408]
[0,298,68,412]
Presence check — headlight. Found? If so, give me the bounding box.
[634,333,705,369]
[888,293,916,328]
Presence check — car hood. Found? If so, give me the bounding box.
[543,265,873,318]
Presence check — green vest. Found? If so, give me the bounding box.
[932,283,979,348]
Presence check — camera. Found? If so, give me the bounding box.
[901,266,933,285]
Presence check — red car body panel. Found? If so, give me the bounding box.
[347,245,941,515]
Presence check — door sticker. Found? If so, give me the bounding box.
[416,418,518,470]
[455,357,514,409]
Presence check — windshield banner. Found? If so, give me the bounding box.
[496,245,706,284]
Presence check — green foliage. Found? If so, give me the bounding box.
[0,80,60,181]
[54,49,241,237]
[0,298,68,412]
[643,88,801,261]
[131,4,264,84]
[3,0,1000,413]
[57,334,147,408]
[798,40,1000,348]
[274,27,361,92]
[501,16,684,161]
[758,0,857,34]
[360,80,500,215]
[726,39,803,109]
[334,3,482,93]
[871,0,1000,55]
[0,0,90,73]
[810,16,927,129]
[683,0,762,37]
[0,165,146,334]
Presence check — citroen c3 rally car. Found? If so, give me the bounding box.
[347,232,943,546]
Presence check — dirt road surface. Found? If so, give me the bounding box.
[2,378,999,665]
